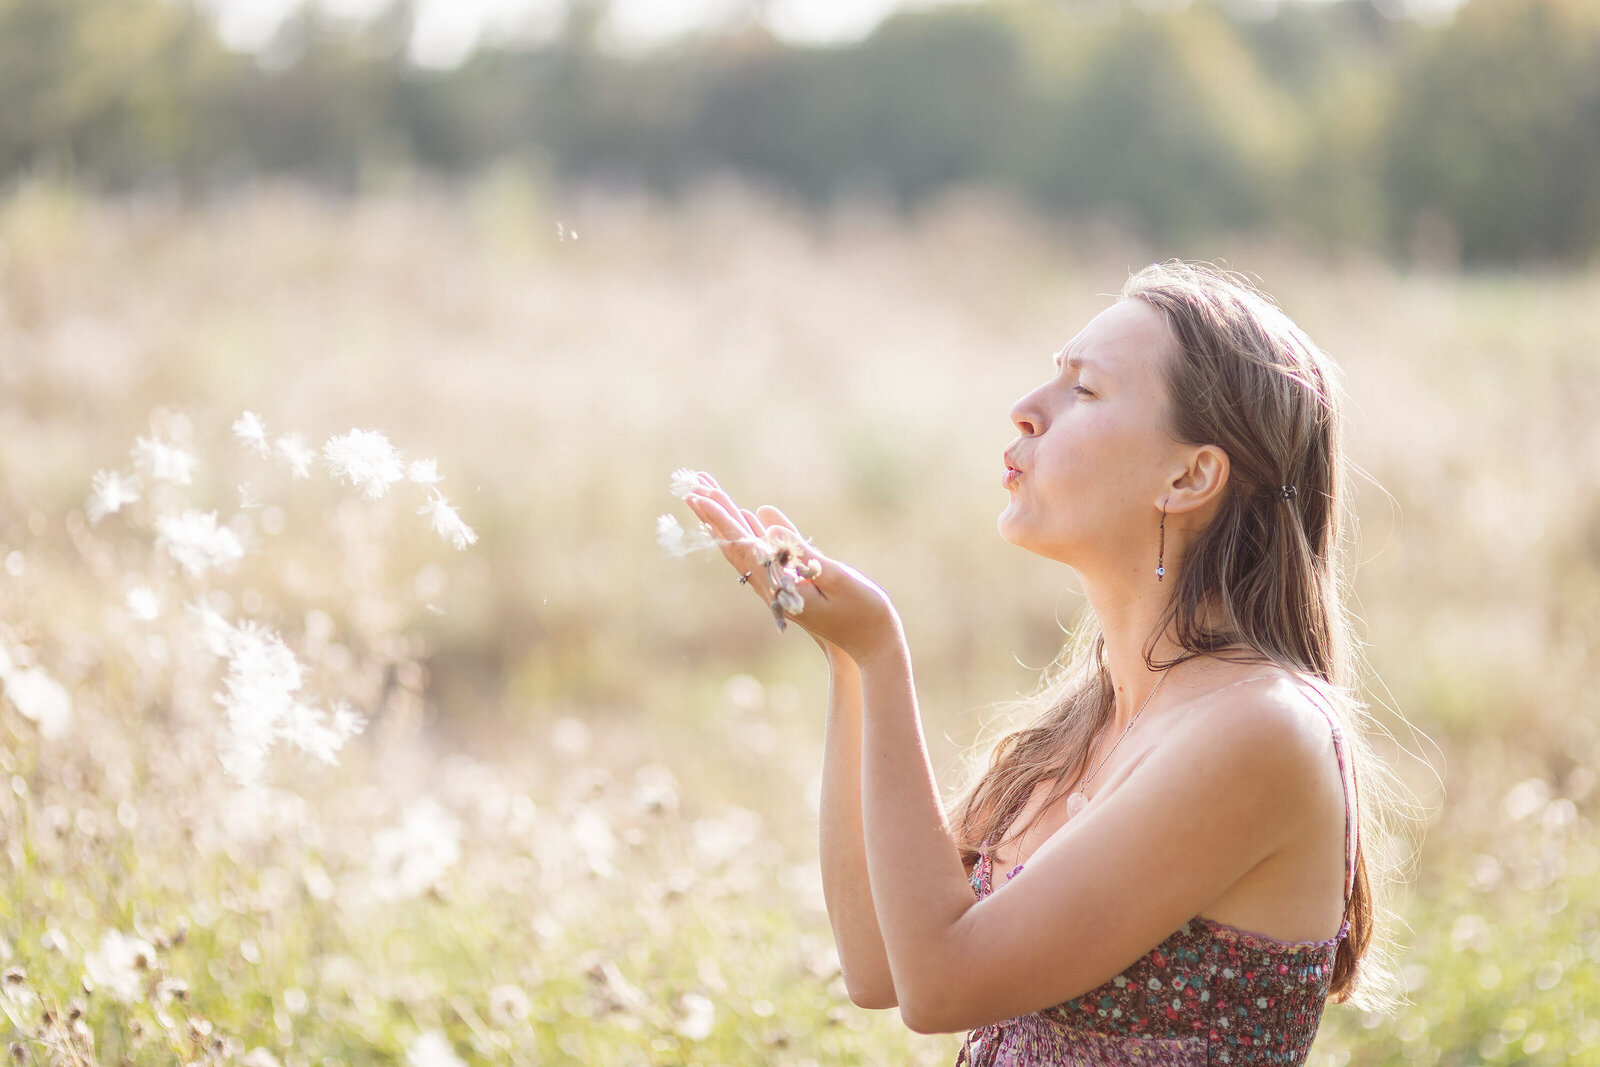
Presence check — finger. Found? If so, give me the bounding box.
[687,494,772,571]
[693,479,761,543]
[755,504,809,544]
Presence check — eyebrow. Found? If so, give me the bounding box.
[1053,347,1097,372]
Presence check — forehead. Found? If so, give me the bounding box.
[1054,298,1174,379]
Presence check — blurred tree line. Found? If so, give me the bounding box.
[2,0,1597,265]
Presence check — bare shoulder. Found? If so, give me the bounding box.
[1164,670,1340,798]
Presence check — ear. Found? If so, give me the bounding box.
[1160,444,1229,514]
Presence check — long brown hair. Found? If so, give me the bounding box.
[946,259,1414,1010]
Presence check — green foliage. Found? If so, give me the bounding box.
[4,0,1600,262]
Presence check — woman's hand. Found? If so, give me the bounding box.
[682,474,904,668]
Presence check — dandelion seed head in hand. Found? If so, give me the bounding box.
[233,411,270,456]
[155,510,244,578]
[87,469,141,524]
[322,428,405,499]
[669,467,705,500]
[132,435,197,486]
[419,493,478,550]
[274,434,314,479]
[656,513,719,558]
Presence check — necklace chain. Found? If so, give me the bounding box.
[1075,666,1173,796]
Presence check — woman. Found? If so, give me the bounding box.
[682,260,1398,1064]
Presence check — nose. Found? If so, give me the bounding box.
[1010,388,1042,437]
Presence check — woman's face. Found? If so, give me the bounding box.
[999,298,1183,569]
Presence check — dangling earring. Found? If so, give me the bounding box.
[1156,498,1167,581]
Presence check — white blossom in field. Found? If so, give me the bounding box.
[0,646,73,739]
[419,493,477,550]
[274,434,315,479]
[84,931,156,1003]
[407,458,441,485]
[241,1050,283,1067]
[631,763,680,816]
[233,411,269,456]
[406,1031,465,1067]
[155,510,244,577]
[132,435,197,486]
[656,513,718,557]
[569,802,616,879]
[87,469,141,523]
[323,428,405,499]
[370,797,461,900]
[208,617,365,785]
[691,806,763,868]
[668,467,704,499]
[125,586,161,621]
[674,992,716,1042]
[488,984,531,1026]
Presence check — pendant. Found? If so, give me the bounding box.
[1066,791,1087,818]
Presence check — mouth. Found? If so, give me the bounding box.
[1002,465,1023,490]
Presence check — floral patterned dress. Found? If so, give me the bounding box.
[956,694,1355,1067]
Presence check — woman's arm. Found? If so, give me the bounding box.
[683,481,1319,1035]
[817,646,899,1009]
[854,635,983,1033]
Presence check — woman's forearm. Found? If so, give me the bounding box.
[817,650,898,1008]
[856,635,976,1023]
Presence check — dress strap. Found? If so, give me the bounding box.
[1296,680,1357,908]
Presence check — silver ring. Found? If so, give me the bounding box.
[738,571,752,584]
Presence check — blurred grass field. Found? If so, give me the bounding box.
[0,172,1596,1065]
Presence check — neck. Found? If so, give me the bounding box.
[1079,571,1195,734]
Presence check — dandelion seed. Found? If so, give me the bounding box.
[132,435,197,486]
[419,494,477,550]
[238,483,262,509]
[282,701,365,765]
[233,412,269,456]
[0,646,73,739]
[655,514,719,557]
[189,601,236,656]
[674,992,716,1042]
[125,586,160,621]
[155,510,244,578]
[274,434,315,479]
[87,470,141,524]
[323,428,405,499]
[668,467,704,499]
[407,459,441,485]
[371,798,461,900]
[405,1030,465,1067]
[83,931,156,1004]
[207,617,365,785]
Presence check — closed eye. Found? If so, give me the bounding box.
[1073,385,1095,397]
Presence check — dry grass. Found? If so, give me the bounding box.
[0,171,1595,1064]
